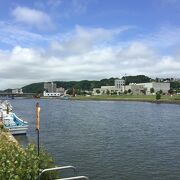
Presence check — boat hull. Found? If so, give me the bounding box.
[9,126,28,135]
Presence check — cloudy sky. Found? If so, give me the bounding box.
[0,0,180,89]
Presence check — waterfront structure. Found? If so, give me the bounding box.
[125,84,145,95]
[43,82,65,97]
[92,79,125,95]
[56,87,65,94]
[92,79,170,95]
[115,79,125,93]
[12,88,23,94]
[137,82,170,95]
[44,82,57,93]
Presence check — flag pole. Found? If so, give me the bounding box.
[36,102,41,156]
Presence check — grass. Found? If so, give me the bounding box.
[71,94,180,104]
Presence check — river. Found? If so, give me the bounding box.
[11,99,180,180]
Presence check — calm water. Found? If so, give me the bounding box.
[10,99,180,180]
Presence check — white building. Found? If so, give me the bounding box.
[43,91,61,97]
[43,82,65,97]
[125,84,144,95]
[138,82,170,94]
[12,88,23,94]
[92,79,125,95]
[115,79,125,93]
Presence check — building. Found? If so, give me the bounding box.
[115,79,125,93]
[125,84,144,95]
[44,82,57,93]
[43,82,65,97]
[137,82,170,94]
[92,79,125,95]
[12,88,23,94]
[92,79,170,96]
[56,87,65,94]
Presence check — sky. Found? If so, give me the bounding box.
[0,0,180,89]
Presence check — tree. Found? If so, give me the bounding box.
[168,88,173,94]
[141,89,146,95]
[159,90,163,94]
[96,89,100,94]
[150,88,155,94]
[156,92,161,100]
[128,89,132,94]
[124,90,128,94]
[106,89,110,95]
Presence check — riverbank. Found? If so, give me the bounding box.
[70,95,180,104]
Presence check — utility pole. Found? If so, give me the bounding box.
[36,102,41,156]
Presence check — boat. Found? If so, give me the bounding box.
[0,100,28,135]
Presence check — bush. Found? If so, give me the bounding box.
[0,133,57,180]
[156,92,161,100]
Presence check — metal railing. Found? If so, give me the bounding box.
[36,166,88,180]
[55,176,89,180]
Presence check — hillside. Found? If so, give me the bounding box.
[22,75,151,93]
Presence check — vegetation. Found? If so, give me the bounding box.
[122,75,151,85]
[156,92,161,100]
[150,88,155,94]
[3,75,179,95]
[71,94,180,104]
[22,82,44,94]
[0,132,57,180]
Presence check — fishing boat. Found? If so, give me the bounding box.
[0,100,28,135]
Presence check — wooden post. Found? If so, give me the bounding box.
[36,102,41,156]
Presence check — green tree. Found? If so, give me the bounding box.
[159,90,163,94]
[96,89,100,94]
[124,90,128,94]
[106,89,110,95]
[150,88,155,94]
[156,92,161,100]
[128,89,132,94]
[168,88,173,94]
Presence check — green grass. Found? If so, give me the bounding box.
[71,94,180,104]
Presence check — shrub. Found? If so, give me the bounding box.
[156,92,161,100]
[0,133,57,180]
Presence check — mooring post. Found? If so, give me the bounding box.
[36,102,41,156]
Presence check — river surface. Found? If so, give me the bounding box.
[10,99,180,180]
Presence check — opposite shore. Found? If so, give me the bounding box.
[69,95,180,105]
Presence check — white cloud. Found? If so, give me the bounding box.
[0,25,180,90]
[12,6,53,30]
[50,25,133,53]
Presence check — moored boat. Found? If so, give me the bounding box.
[0,100,28,135]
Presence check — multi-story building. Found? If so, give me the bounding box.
[125,84,144,95]
[137,82,170,94]
[115,79,125,93]
[44,82,57,93]
[43,82,64,97]
[12,88,23,94]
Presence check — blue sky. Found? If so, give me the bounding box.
[0,0,180,89]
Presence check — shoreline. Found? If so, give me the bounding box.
[70,96,180,105]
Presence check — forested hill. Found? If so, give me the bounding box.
[22,75,151,93]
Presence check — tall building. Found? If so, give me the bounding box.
[115,79,125,92]
[44,82,57,93]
